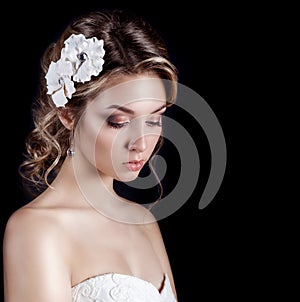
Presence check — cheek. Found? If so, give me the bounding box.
[146,133,161,154]
[93,127,162,167]
[95,130,116,162]
[76,119,101,165]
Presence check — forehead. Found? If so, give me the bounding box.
[91,76,167,109]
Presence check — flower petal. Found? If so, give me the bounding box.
[73,62,91,83]
[64,77,76,99]
[51,88,68,107]
[45,33,105,107]
[46,60,73,94]
[45,62,61,94]
[61,34,105,83]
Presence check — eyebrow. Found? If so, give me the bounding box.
[105,104,167,114]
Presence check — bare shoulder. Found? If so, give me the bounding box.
[3,207,71,301]
[4,206,69,267]
[3,205,72,271]
[4,206,64,243]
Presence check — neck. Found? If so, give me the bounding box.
[49,155,151,224]
[50,154,114,202]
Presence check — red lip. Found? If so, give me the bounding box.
[123,160,145,172]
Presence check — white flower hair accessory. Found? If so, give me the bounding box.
[45,33,105,107]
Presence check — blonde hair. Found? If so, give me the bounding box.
[19,10,178,196]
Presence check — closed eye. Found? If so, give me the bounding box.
[106,114,163,129]
[145,120,162,127]
[107,120,130,129]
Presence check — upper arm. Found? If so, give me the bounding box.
[3,209,71,302]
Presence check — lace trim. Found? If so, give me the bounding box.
[71,272,166,293]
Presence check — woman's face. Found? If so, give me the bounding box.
[75,74,167,184]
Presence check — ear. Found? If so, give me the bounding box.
[57,108,75,130]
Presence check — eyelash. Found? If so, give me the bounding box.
[107,119,162,129]
[146,121,162,127]
[107,121,129,129]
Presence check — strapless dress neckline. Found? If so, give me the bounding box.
[71,272,177,301]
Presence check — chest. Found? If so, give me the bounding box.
[69,219,162,285]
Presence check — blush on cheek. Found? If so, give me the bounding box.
[94,130,119,172]
[145,135,161,156]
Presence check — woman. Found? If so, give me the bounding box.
[3,9,178,302]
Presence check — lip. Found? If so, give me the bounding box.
[123,160,145,172]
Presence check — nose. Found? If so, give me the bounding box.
[128,135,147,153]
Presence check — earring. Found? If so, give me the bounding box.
[67,135,75,156]
[67,147,75,157]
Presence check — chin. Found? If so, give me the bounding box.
[115,173,140,183]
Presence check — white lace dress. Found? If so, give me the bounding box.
[71,273,177,302]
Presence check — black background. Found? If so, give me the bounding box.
[0,1,273,301]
